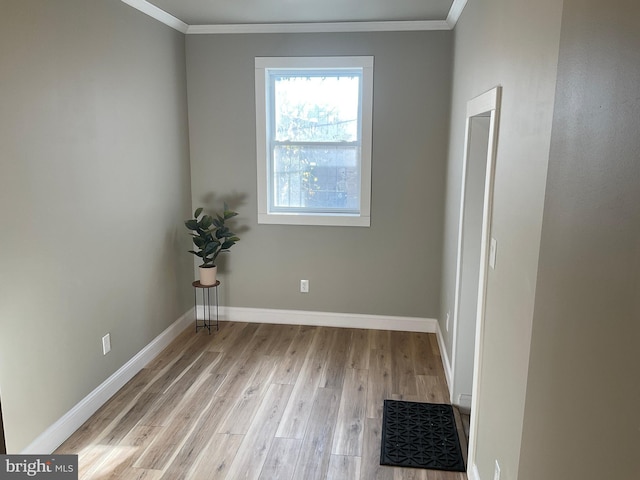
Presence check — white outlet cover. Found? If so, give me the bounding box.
[102,333,111,355]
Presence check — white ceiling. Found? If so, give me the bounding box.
[143,0,457,26]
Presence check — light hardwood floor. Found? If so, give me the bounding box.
[56,322,468,480]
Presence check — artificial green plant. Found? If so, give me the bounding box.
[185,205,239,267]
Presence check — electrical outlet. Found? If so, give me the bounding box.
[300,279,309,293]
[446,312,450,332]
[102,333,111,355]
[494,460,501,480]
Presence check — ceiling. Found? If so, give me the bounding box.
[142,0,458,27]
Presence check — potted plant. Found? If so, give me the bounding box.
[185,205,240,285]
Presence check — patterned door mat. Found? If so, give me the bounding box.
[380,400,466,472]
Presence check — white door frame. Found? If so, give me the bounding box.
[450,86,502,477]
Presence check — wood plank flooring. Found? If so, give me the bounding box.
[56,322,467,480]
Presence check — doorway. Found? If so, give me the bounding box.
[451,114,491,412]
[450,87,502,475]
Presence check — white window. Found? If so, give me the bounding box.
[255,56,373,227]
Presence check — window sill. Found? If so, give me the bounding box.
[257,212,370,227]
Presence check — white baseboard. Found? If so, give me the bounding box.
[201,305,438,333]
[24,306,440,454]
[21,308,194,454]
[457,394,472,413]
[435,320,454,400]
[468,463,481,480]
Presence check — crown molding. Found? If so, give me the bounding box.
[187,20,451,35]
[120,0,188,33]
[446,0,468,28]
[122,0,467,34]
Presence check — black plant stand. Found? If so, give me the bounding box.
[192,280,219,334]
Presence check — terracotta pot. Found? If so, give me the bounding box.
[199,265,217,286]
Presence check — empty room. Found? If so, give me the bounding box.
[1,1,638,479]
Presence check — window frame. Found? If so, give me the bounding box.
[255,56,374,227]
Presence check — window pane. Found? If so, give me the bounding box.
[272,145,360,211]
[273,75,360,143]
[256,56,373,226]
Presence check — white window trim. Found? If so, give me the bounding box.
[255,56,373,227]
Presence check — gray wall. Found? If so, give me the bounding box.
[0,0,192,452]
[519,1,640,478]
[186,31,452,318]
[441,0,563,477]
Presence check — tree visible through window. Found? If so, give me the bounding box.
[273,75,360,212]
[256,57,373,227]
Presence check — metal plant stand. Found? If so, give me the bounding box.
[192,280,219,334]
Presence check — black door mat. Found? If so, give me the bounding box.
[380,400,466,472]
